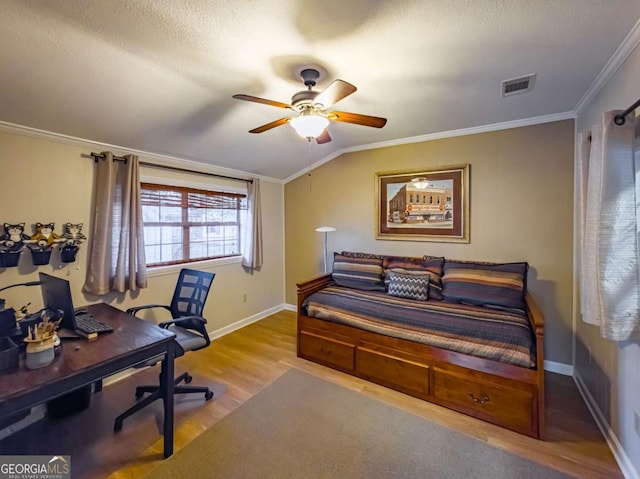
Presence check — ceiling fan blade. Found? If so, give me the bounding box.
[329,111,387,128]
[315,129,332,144]
[313,80,357,110]
[249,117,292,134]
[233,94,292,109]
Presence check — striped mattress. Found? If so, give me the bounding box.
[303,285,536,368]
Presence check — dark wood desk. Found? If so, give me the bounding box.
[0,303,177,458]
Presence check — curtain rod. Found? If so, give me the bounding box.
[614,97,640,126]
[82,152,253,184]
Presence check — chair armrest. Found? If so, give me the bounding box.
[126,304,171,317]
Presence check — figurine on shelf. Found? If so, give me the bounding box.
[60,223,86,246]
[0,223,30,252]
[0,223,30,267]
[59,222,86,263]
[30,222,63,249]
[28,222,64,266]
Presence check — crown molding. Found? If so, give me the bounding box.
[283,111,575,184]
[574,18,640,115]
[0,121,283,185]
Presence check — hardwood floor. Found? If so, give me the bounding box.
[5,310,623,479]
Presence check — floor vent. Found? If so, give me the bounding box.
[501,74,536,97]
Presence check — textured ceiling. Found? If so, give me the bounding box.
[1,0,640,180]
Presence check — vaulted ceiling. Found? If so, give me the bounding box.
[2,1,640,180]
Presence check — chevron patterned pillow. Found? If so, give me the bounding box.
[387,269,430,301]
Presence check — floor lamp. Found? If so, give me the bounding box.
[315,226,336,274]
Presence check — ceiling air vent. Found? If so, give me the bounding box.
[501,74,536,97]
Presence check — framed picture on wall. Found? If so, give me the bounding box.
[375,164,470,242]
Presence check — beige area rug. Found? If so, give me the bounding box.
[145,369,573,479]
[0,365,226,479]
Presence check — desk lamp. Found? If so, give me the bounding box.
[0,281,42,333]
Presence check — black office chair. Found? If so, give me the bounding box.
[114,268,216,432]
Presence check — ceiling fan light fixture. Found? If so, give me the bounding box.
[290,112,329,140]
[411,177,430,189]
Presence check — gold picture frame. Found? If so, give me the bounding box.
[375,164,470,242]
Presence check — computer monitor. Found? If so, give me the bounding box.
[39,272,77,331]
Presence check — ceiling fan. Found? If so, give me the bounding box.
[232,68,387,144]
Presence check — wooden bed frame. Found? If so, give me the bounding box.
[297,274,546,439]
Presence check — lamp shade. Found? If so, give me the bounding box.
[290,113,330,139]
[315,226,336,233]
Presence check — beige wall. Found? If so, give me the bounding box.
[575,41,640,473]
[285,120,575,364]
[0,130,285,332]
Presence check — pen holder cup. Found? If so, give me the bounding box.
[25,337,55,369]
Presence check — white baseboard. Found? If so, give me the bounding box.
[283,303,297,312]
[543,360,574,376]
[574,372,639,479]
[208,303,287,340]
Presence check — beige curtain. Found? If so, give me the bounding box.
[83,152,147,295]
[578,111,640,340]
[241,178,263,270]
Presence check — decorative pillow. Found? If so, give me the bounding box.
[442,261,528,310]
[421,256,444,300]
[383,256,444,300]
[382,256,426,275]
[332,253,385,291]
[387,269,430,301]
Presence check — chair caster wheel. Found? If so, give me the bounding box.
[184,374,193,384]
[205,390,214,400]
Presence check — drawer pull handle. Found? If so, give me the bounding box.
[468,393,490,404]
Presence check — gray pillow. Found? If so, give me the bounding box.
[387,269,430,301]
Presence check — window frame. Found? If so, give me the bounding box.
[140,179,247,270]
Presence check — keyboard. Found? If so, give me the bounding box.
[75,313,114,334]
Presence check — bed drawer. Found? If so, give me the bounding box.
[299,331,355,371]
[432,368,535,434]
[356,347,429,396]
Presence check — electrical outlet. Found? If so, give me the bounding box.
[635,411,640,436]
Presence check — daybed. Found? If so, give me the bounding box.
[297,252,545,439]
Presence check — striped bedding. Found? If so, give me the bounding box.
[303,285,536,368]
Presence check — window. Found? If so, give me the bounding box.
[141,183,246,267]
